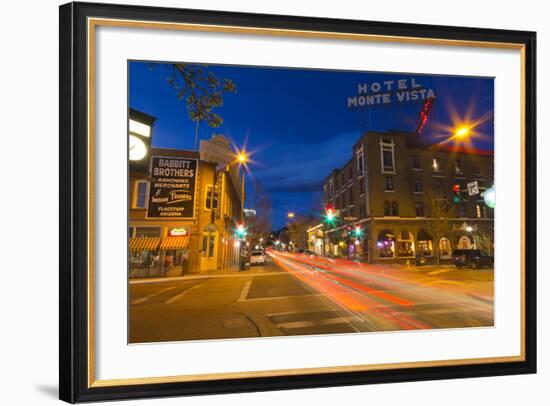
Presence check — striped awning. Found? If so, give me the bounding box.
[160,236,190,250]
[129,237,161,252]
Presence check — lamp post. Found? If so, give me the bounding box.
[236,150,248,222]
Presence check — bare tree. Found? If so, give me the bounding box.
[426,194,456,264]
[288,215,315,250]
[151,63,237,147]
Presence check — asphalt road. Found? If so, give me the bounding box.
[129,251,494,343]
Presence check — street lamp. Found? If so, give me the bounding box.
[287,212,295,219]
[454,126,471,139]
[237,151,248,165]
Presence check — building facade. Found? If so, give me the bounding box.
[321,130,494,264]
[129,132,244,278]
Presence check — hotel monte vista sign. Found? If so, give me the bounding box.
[147,156,198,219]
[347,77,436,109]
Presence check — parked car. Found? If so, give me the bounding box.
[250,250,266,265]
[452,249,493,268]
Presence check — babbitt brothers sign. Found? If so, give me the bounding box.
[347,77,436,108]
[147,156,198,219]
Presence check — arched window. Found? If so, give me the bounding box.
[457,236,472,249]
[391,201,399,216]
[397,231,415,257]
[417,229,433,256]
[439,237,452,258]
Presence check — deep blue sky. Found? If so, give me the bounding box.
[129,61,494,230]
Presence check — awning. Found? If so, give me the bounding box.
[129,237,161,252]
[160,236,190,250]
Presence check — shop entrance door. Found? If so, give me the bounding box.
[200,232,218,271]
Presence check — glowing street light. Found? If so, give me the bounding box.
[454,126,471,139]
[287,212,295,219]
[237,151,248,165]
[483,185,496,208]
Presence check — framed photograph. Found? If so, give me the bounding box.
[59,2,537,403]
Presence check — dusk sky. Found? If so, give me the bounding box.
[129,61,494,230]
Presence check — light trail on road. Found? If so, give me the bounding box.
[268,250,493,332]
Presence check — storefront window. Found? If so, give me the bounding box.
[417,240,433,256]
[439,237,452,258]
[377,230,395,258]
[397,231,415,257]
[417,230,433,256]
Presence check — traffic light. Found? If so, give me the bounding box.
[452,184,461,204]
[324,205,336,225]
[354,225,363,238]
[235,223,247,239]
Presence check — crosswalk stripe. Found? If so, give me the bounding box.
[131,286,179,305]
[276,316,356,330]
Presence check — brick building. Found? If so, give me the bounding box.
[129,129,244,277]
[321,130,494,264]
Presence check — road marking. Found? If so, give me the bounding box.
[428,269,453,275]
[238,280,252,302]
[164,284,202,304]
[131,286,179,305]
[276,316,356,330]
[241,293,324,302]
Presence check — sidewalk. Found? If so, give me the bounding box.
[129,264,278,284]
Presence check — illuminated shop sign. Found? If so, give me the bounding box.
[147,156,198,219]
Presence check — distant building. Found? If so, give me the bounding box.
[321,130,494,263]
[128,117,244,277]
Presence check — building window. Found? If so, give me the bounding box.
[341,173,345,186]
[323,185,327,202]
[380,138,395,173]
[359,178,365,195]
[329,179,334,198]
[134,180,148,209]
[377,230,395,258]
[205,185,219,210]
[383,201,391,216]
[434,178,445,198]
[397,231,415,257]
[432,156,442,172]
[474,166,482,176]
[459,203,467,218]
[385,176,394,191]
[417,230,433,256]
[439,238,452,258]
[413,178,423,193]
[348,188,354,205]
[454,159,463,174]
[391,201,399,216]
[411,155,421,170]
[360,204,366,219]
[135,227,161,238]
[356,147,364,176]
[415,202,425,217]
[476,203,487,218]
[348,166,353,180]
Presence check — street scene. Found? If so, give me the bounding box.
[128,61,495,343]
[130,251,492,342]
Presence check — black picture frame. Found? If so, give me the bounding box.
[59,1,537,403]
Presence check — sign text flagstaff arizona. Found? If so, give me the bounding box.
[147,156,198,219]
[347,77,436,108]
